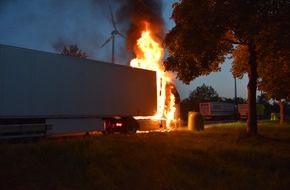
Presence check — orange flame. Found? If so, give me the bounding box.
[130,22,176,129]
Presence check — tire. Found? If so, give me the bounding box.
[122,117,139,134]
[125,121,137,133]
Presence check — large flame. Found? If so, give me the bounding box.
[130,22,176,129]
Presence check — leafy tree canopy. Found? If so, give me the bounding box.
[230,9,290,102]
[258,59,290,101]
[189,84,219,102]
[164,0,289,83]
[222,97,247,104]
[61,44,87,59]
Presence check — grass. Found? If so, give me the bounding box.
[0,121,290,190]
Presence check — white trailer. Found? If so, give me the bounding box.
[238,104,265,119]
[0,44,157,138]
[199,102,234,120]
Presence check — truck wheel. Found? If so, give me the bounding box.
[125,121,137,133]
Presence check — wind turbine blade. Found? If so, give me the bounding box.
[109,4,117,30]
[100,34,114,48]
[117,31,126,39]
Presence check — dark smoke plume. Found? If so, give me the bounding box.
[115,0,165,56]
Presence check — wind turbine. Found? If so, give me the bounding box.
[100,4,126,64]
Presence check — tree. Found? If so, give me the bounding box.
[257,28,290,123]
[61,44,87,59]
[231,17,290,123]
[258,60,290,122]
[221,97,247,104]
[189,84,220,102]
[164,0,289,135]
[258,54,290,123]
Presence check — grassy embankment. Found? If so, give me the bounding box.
[0,120,289,190]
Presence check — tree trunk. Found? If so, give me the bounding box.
[279,100,285,123]
[247,42,258,135]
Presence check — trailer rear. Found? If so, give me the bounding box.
[237,104,265,120]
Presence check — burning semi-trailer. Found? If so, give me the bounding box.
[0,0,181,139]
[0,44,163,138]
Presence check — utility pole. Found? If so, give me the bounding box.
[234,77,237,105]
[234,76,238,118]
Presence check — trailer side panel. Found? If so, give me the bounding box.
[0,44,157,118]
